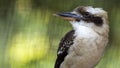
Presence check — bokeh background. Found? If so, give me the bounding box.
[0,0,120,68]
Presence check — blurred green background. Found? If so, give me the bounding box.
[0,0,120,68]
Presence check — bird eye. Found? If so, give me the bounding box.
[83,12,89,16]
[82,12,93,19]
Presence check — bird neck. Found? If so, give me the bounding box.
[70,21,98,38]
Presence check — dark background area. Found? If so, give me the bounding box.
[0,0,120,68]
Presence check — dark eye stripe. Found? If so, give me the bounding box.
[91,17,103,26]
[81,13,103,26]
[76,10,103,26]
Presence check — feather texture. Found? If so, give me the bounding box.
[54,30,75,68]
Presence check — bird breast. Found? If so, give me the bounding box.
[60,25,107,68]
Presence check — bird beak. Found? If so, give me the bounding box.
[54,12,82,21]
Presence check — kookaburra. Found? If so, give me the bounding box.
[54,6,109,68]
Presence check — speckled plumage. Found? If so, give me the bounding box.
[54,30,75,68]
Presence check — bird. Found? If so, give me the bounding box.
[54,6,109,68]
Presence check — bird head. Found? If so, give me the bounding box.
[54,6,109,36]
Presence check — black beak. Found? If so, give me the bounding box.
[54,12,82,21]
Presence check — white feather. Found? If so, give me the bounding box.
[70,21,98,38]
[85,6,104,15]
